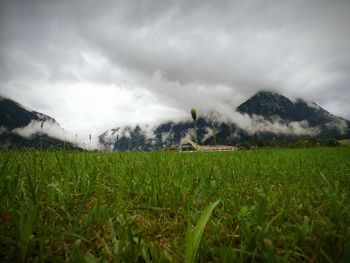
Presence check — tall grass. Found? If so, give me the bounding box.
[191,108,198,148]
[0,147,349,262]
[185,200,220,263]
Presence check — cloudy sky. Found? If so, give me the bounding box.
[1,0,349,137]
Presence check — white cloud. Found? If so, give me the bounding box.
[0,0,349,138]
[232,114,321,136]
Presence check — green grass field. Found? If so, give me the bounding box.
[1,147,350,262]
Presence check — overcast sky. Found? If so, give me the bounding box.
[1,0,349,136]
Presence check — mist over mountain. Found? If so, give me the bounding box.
[0,91,348,150]
[237,91,347,125]
[0,96,79,149]
[0,96,57,129]
[100,91,350,151]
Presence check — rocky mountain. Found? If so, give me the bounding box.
[2,92,347,151]
[100,91,350,151]
[99,116,237,151]
[237,91,346,126]
[0,96,56,129]
[0,96,78,149]
[236,91,350,138]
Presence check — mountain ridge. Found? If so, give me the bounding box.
[0,92,348,150]
[236,91,347,125]
[0,96,58,130]
[100,90,350,151]
[0,96,79,149]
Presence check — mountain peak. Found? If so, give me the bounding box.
[245,90,290,103]
[237,91,295,120]
[255,90,284,97]
[236,91,348,127]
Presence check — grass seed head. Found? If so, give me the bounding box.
[191,108,197,122]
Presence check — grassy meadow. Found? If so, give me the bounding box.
[0,147,350,262]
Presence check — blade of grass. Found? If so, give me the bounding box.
[185,199,220,263]
[18,204,38,262]
[25,168,37,205]
[109,218,119,256]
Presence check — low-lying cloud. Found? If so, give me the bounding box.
[235,114,321,136]
[325,119,349,135]
[12,120,100,149]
